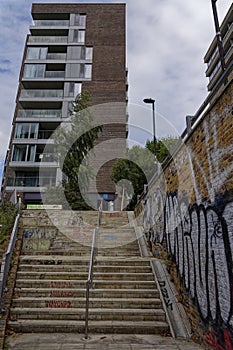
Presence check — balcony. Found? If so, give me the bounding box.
[47,53,67,60]
[38,130,54,139]
[33,20,69,27]
[20,89,63,99]
[6,176,56,187]
[35,153,56,162]
[17,109,62,119]
[28,36,68,44]
[45,71,65,78]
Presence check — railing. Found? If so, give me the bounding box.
[6,177,56,187]
[47,53,67,60]
[28,36,68,43]
[17,109,62,119]
[84,199,103,339]
[45,71,65,78]
[33,20,69,26]
[20,89,63,98]
[0,214,20,309]
[38,130,54,139]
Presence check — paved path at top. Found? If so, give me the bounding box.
[6,333,207,349]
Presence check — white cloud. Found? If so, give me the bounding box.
[0,0,231,184]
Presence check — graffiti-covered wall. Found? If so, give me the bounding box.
[138,80,233,349]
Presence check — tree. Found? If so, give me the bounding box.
[44,91,102,210]
[111,145,154,209]
[146,136,179,163]
[111,136,179,209]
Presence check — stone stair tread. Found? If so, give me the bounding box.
[12,307,165,314]
[8,319,169,333]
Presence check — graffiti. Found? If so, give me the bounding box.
[158,280,173,311]
[143,189,233,349]
[45,300,72,308]
[206,329,233,350]
[23,228,57,251]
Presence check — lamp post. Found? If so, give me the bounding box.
[143,98,156,164]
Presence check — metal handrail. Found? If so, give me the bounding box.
[0,213,20,309]
[84,199,103,339]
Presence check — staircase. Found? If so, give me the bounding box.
[7,210,169,335]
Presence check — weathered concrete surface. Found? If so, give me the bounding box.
[6,333,207,349]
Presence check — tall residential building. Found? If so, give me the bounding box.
[204,3,233,91]
[1,3,127,207]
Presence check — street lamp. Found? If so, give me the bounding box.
[143,98,156,164]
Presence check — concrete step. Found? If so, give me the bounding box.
[16,271,155,281]
[11,307,166,321]
[19,256,151,267]
[15,288,160,299]
[18,264,152,273]
[12,297,163,309]
[16,279,157,289]
[8,319,169,334]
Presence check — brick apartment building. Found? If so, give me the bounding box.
[1,3,127,208]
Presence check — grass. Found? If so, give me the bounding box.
[0,204,19,260]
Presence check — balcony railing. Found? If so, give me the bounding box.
[28,36,68,43]
[17,109,62,119]
[47,53,67,60]
[35,153,56,162]
[6,177,56,187]
[38,130,54,139]
[20,89,63,98]
[33,20,69,26]
[45,71,65,78]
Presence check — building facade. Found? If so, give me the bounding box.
[1,3,127,207]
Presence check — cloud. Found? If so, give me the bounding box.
[0,0,231,174]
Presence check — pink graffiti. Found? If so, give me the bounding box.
[206,330,233,350]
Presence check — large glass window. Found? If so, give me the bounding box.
[12,145,36,162]
[26,47,47,60]
[24,64,45,78]
[15,123,38,139]
[85,47,93,60]
[12,145,27,161]
[66,64,92,78]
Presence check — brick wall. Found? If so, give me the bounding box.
[136,77,233,349]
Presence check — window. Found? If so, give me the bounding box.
[12,145,27,161]
[69,82,82,97]
[85,47,93,60]
[68,46,92,60]
[84,64,92,79]
[74,14,86,26]
[66,64,92,79]
[72,29,85,43]
[24,64,45,78]
[12,145,36,162]
[15,123,38,139]
[26,47,47,60]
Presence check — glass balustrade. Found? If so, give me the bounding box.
[20,90,63,98]
[28,36,68,43]
[47,53,67,60]
[17,109,62,118]
[45,71,65,78]
[33,20,69,26]
[7,177,56,187]
[35,153,56,162]
[38,130,54,139]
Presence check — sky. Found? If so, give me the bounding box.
[0,0,232,180]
